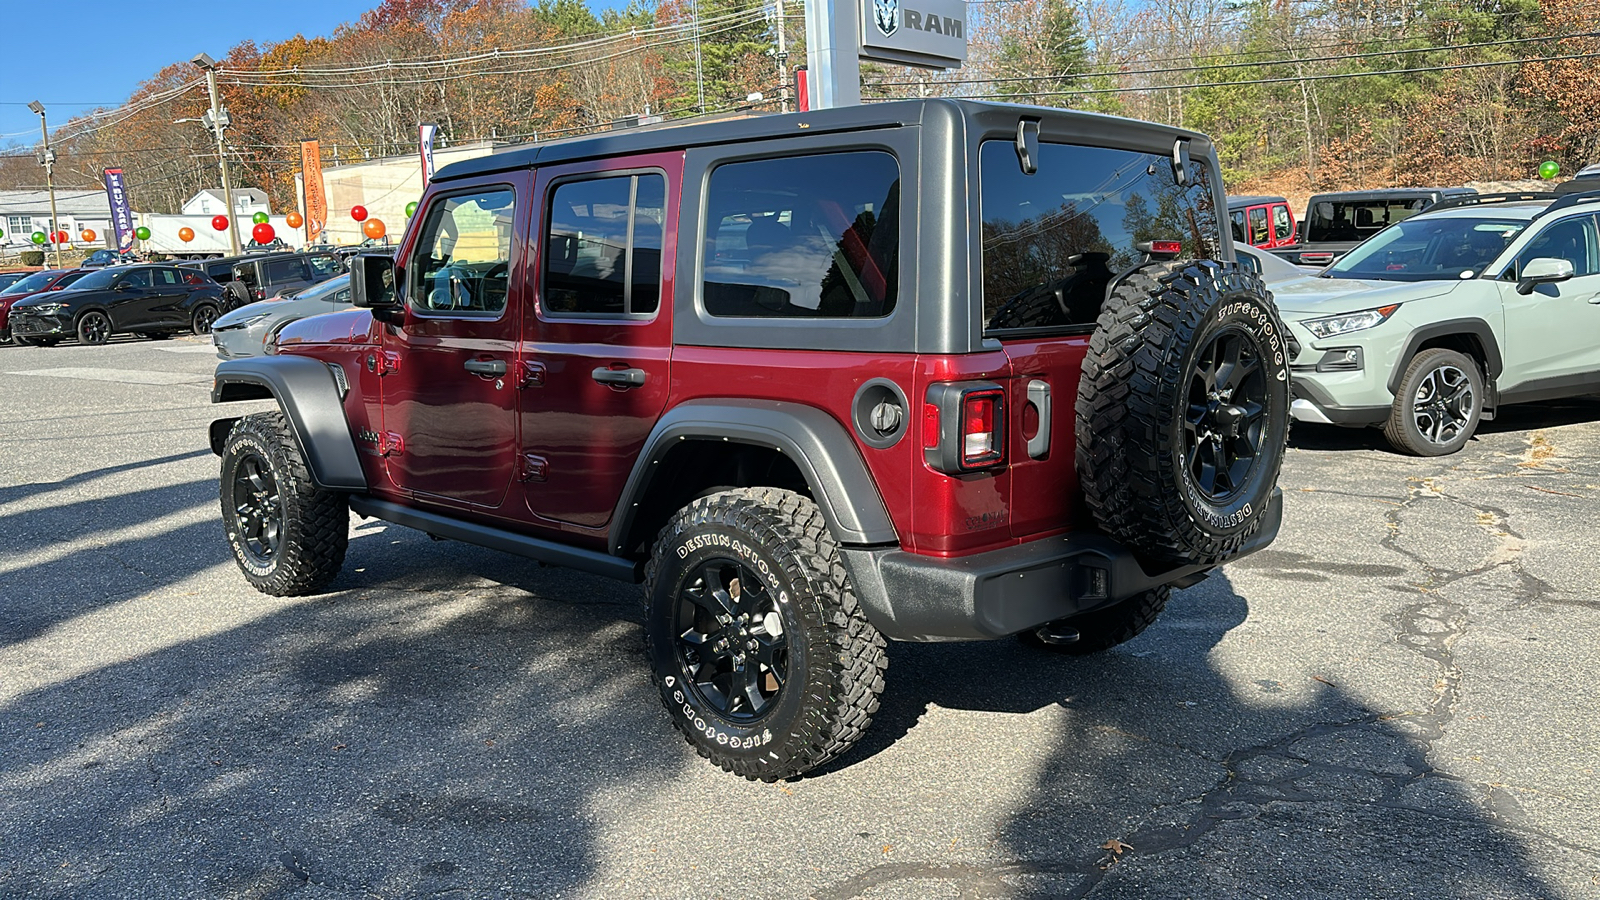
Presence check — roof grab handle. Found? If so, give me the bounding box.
[1015,119,1040,176]
[1172,138,1192,187]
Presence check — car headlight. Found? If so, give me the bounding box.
[1300,304,1399,339]
[216,312,271,331]
[28,302,68,315]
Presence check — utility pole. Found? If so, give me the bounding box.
[192,52,242,256]
[693,0,705,114]
[26,101,62,268]
[776,0,790,113]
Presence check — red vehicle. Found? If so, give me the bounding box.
[0,268,90,345]
[1228,195,1299,250]
[211,101,1290,780]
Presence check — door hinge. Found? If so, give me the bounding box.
[367,351,403,375]
[379,432,404,456]
[521,453,548,482]
[518,360,546,389]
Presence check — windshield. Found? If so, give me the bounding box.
[1307,197,1431,243]
[1324,216,1525,282]
[1,271,63,295]
[67,269,121,291]
[297,273,350,301]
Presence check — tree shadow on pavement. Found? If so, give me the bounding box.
[0,527,682,898]
[812,571,1570,899]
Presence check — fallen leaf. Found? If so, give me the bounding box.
[1101,838,1133,855]
[882,845,893,854]
[332,743,347,751]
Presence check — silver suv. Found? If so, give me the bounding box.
[1280,190,1600,455]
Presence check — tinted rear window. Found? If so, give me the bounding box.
[981,140,1220,335]
[702,151,899,319]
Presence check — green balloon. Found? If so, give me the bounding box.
[1539,160,1560,180]
[405,201,418,217]
[252,211,270,224]
[31,231,46,245]
[135,226,151,240]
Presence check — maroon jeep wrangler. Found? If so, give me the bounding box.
[211,100,1289,781]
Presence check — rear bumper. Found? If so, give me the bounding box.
[842,489,1283,642]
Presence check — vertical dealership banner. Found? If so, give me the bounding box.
[103,168,135,251]
[301,140,327,245]
[419,123,438,189]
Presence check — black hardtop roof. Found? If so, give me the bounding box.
[1307,186,1476,204]
[432,99,1215,183]
[1227,195,1288,208]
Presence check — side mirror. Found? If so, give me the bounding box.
[1516,257,1575,295]
[352,251,400,307]
[1237,251,1262,276]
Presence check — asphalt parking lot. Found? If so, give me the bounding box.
[1,335,1597,899]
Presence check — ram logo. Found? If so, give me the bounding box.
[874,0,899,36]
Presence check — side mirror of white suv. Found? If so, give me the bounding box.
[1517,257,1576,295]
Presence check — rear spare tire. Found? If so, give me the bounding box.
[1077,260,1289,568]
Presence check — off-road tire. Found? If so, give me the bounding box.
[223,281,252,312]
[1382,348,1483,457]
[76,310,112,346]
[1077,260,1290,568]
[219,411,348,596]
[643,488,888,781]
[192,303,220,335]
[1020,586,1172,656]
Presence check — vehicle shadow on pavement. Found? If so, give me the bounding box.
[0,526,682,898]
[812,571,1567,899]
[1289,397,1600,454]
[0,449,214,508]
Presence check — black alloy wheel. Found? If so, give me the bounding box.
[673,558,789,721]
[1183,326,1269,503]
[77,311,112,346]
[228,451,283,569]
[193,304,220,335]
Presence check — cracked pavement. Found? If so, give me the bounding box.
[1,338,1597,898]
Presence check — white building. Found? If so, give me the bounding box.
[0,189,114,250]
[181,188,270,218]
[295,142,498,246]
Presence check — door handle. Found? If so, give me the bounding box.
[464,358,507,377]
[592,366,647,387]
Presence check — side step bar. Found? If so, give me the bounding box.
[347,495,643,583]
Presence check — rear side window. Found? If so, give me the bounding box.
[307,255,342,277]
[981,140,1220,335]
[702,151,899,319]
[1307,198,1428,243]
[544,173,665,317]
[155,268,180,286]
[1514,214,1598,278]
[265,258,310,283]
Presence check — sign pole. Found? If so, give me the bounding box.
[804,0,861,109]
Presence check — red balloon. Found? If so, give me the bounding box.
[350,205,368,222]
[362,218,386,240]
[53,230,68,243]
[211,215,230,232]
[178,226,196,242]
[252,222,276,244]
[285,211,304,229]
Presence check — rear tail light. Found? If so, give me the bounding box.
[924,382,1006,474]
[961,390,1004,468]
[1138,240,1183,259]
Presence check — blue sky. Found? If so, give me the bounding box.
[0,0,400,146]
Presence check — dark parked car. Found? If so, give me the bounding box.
[9,264,225,346]
[0,268,40,293]
[1,268,92,345]
[81,249,142,269]
[1275,187,1477,267]
[178,251,343,311]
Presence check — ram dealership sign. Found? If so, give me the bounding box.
[859,0,967,68]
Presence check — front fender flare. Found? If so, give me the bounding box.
[610,399,898,554]
[211,356,366,491]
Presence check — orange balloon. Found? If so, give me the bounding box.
[81,229,96,242]
[362,218,386,240]
[178,226,196,242]
[285,211,304,229]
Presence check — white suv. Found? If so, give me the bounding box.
[1278,190,1600,455]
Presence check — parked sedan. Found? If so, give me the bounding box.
[1,268,92,345]
[81,249,141,269]
[8,264,225,346]
[212,273,353,359]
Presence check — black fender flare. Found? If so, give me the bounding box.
[609,399,898,554]
[1387,318,1503,395]
[210,356,366,491]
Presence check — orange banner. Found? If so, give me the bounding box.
[301,140,327,246]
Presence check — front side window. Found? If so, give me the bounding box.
[307,254,342,277]
[981,139,1220,334]
[1273,205,1294,242]
[1230,210,1247,243]
[543,173,665,317]
[1512,215,1598,278]
[120,269,152,289]
[411,187,516,315]
[702,151,900,319]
